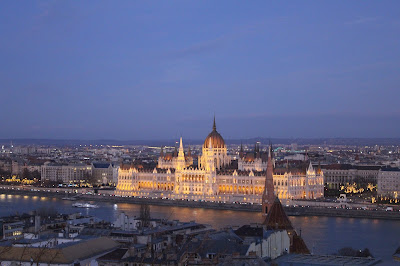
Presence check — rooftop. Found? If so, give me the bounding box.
[272,253,382,266]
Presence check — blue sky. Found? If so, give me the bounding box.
[1,1,399,140]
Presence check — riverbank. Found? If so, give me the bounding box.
[1,186,400,221]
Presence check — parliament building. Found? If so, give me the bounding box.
[116,118,324,203]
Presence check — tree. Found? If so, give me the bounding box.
[0,169,11,181]
[84,172,97,186]
[31,170,41,180]
[140,204,151,228]
[21,168,32,180]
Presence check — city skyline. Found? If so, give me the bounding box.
[1,1,400,139]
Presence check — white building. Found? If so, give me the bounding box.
[377,167,400,199]
[41,162,92,183]
[246,230,290,260]
[112,212,141,231]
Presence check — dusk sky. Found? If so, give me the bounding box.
[1,1,399,140]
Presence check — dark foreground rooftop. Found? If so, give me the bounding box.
[273,254,381,266]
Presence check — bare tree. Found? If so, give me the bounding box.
[21,168,32,180]
[140,204,151,228]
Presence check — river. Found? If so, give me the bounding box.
[0,194,399,264]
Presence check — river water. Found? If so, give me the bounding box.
[0,194,399,264]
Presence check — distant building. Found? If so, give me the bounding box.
[377,167,400,199]
[116,118,324,203]
[321,164,381,189]
[92,162,118,185]
[41,162,92,183]
[11,160,42,176]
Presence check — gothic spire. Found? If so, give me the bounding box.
[178,137,184,157]
[308,160,314,173]
[213,115,216,131]
[160,146,164,157]
[262,143,275,217]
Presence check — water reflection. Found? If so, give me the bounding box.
[0,194,398,263]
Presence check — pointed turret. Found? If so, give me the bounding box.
[160,146,164,157]
[263,197,310,254]
[262,144,275,217]
[187,145,191,157]
[213,115,216,131]
[307,160,314,173]
[177,137,186,170]
[178,137,184,158]
[264,197,293,230]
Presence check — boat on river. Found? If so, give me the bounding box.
[62,197,77,201]
[72,202,98,208]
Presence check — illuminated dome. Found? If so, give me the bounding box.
[203,117,225,149]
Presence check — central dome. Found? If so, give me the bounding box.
[203,117,225,149]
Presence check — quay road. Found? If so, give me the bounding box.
[1,185,400,220]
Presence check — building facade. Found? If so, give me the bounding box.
[322,164,381,189]
[92,162,119,185]
[377,167,400,199]
[41,162,92,183]
[116,119,324,203]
